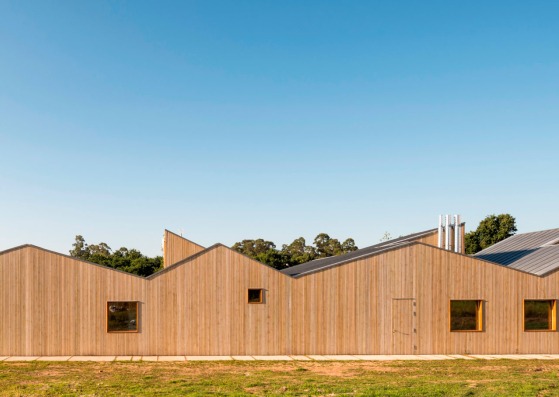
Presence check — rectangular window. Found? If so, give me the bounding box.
[450,300,483,331]
[247,289,263,304]
[524,300,556,331]
[107,302,138,332]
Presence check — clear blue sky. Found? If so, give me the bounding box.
[1,1,558,257]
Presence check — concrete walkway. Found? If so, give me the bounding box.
[2,354,559,362]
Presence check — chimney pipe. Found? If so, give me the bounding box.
[454,215,459,253]
[438,215,443,248]
[445,215,451,250]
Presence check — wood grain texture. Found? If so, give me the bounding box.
[3,238,559,356]
[392,299,415,354]
[163,230,205,267]
[414,231,439,247]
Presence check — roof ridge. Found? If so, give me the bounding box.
[164,229,205,249]
[218,244,296,278]
[475,228,559,256]
[1,244,148,280]
[147,243,224,279]
[149,243,296,279]
[290,241,418,278]
[282,228,438,276]
[289,241,541,279]
[513,227,559,236]
[0,244,34,256]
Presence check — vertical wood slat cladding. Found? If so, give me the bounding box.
[414,231,439,247]
[163,230,205,268]
[0,247,147,356]
[4,238,559,356]
[392,299,415,354]
[0,245,291,356]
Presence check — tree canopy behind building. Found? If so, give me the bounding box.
[69,232,358,275]
[69,235,163,276]
[232,233,359,270]
[464,214,517,254]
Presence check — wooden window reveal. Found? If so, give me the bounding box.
[247,289,263,304]
[450,300,483,331]
[107,302,138,333]
[524,300,556,331]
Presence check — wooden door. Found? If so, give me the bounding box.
[392,299,416,354]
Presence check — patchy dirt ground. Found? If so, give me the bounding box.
[2,360,559,396]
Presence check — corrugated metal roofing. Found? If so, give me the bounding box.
[474,228,559,276]
[280,229,437,277]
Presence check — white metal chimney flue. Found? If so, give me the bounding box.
[454,215,459,253]
[445,214,451,250]
[438,215,443,248]
[438,214,462,252]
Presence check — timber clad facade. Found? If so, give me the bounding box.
[162,229,205,268]
[2,227,559,356]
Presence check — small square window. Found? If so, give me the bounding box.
[247,289,263,304]
[450,300,483,331]
[524,300,556,331]
[107,302,138,332]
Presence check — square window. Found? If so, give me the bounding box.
[450,300,483,331]
[524,300,556,331]
[107,302,138,332]
[247,289,263,304]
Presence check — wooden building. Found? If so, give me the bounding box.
[2,224,559,356]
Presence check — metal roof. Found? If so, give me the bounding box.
[474,228,559,276]
[280,229,437,277]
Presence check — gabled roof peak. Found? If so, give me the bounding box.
[281,228,438,277]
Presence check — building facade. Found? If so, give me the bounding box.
[1,227,559,356]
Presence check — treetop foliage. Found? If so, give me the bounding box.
[74,214,515,276]
[232,233,359,270]
[70,233,357,276]
[464,214,517,254]
[70,235,163,277]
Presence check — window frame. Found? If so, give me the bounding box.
[523,299,557,332]
[247,289,264,304]
[106,301,139,333]
[449,300,484,332]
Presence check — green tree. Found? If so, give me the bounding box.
[281,237,316,266]
[231,239,276,257]
[233,233,359,269]
[88,242,111,257]
[313,233,343,258]
[231,239,289,269]
[341,238,358,253]
[87,242,113,267]
[69,235,163,276]
[465,214,517,254]
[253,250,288,270]
[69,235,89,260]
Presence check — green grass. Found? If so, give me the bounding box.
[2,359,559,396]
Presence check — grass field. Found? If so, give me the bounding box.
[1,359,559,396]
